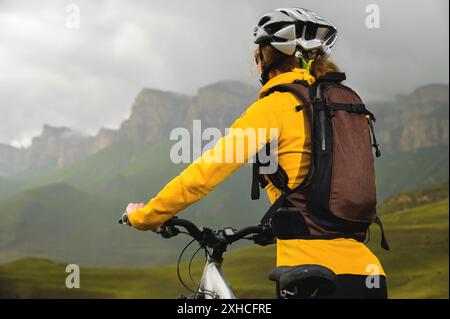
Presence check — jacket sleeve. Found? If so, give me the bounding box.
[128,96,282,231]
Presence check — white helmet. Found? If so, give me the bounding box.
[253,8,337,58]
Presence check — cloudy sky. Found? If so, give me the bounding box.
[0,0,448,147]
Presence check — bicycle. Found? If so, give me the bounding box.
[120,216,337,299]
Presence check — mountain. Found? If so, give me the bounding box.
[26,125,95,172]
[0,81,258,177]
[375,144,449,200]
[0,125,95,176]
[184,81,259,129]
[373,84,449,153]
[95,89,192,149]
[0,145,23,176]
[0,80,448,267]
[378,182,448,215]
[0,137,446,266]
[1,183,448,298]
[2,82,447,177]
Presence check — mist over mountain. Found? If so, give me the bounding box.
[0,80,448,267]
[0,126,95,176]
[375,84,449,153]
[0,81,448,177]
[0,81,258,176]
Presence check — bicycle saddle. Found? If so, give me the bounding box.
[269,264,337,298]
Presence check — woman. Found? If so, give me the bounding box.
[124,8,387,299]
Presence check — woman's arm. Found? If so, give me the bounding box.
[128,95,282,231]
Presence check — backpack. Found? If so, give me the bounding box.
[252,72,389,250]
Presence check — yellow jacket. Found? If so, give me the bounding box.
[129,67,385,276]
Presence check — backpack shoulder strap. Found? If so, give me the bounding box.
[314,72,346,84]
[310,72,346,97]
[252,82,311,200]
[263,81,311,111]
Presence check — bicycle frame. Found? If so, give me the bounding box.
[148,217,270,299]
[193,256,236,299]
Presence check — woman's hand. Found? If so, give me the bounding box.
[123,202,145,226]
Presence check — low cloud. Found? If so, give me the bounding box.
[0,0,448,146]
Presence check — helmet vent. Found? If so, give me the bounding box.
[253,7,337,56]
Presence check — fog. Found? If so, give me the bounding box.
[0,0,448,146]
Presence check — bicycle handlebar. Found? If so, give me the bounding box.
[227,225,264,243]
[158,217,271,248]
[163,217,204,240]
[119,213,274,248]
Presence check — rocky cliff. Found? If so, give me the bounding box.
[0,81,257,176]
[373,84,449,153]
[91,81,257,151]
[0,82,447,176]
[0,144,24,176]
[0,125,96,176]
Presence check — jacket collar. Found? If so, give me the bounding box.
[258,67,315,99]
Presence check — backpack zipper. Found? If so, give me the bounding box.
[319,111,326,151]
[315,83,327,152]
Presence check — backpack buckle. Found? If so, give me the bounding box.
[349,104,364,113]
[308,97,324,109]
[318,99,335,118]
[327,104,336,117]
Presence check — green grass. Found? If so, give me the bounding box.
[2,142,447,203]
[0,142,267,267]
[1,197,448,299]
[0,182,181,267]
[368,199,449,299]
[0,141,447,268]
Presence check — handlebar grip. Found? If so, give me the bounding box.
[227,225,265,243]
[119,213,131,226]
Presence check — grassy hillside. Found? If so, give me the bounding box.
[0,177,20,199]
[0,165,267,267]
[2,142,448,202]
[0,141,269,267]
[0,141,269,224]
[375,144,449,201]
[0,143,178,201]
[1,193,448,299]
[0,140,447,267]
[0,183,182,267]
[379,183,449,215]
[369,199,448,298]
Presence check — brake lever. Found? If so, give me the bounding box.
[158,224,180,239]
